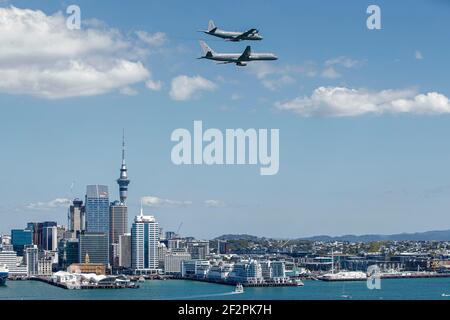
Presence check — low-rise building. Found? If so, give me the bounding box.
[164,250,191,275]
[181,260,210,278]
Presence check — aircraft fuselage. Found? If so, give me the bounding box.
[204,30,263,41]
[208,53,278,62]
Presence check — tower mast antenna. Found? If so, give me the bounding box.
[117,129,130,205]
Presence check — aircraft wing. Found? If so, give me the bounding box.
[234,28,257,40]
[238,46,252,61]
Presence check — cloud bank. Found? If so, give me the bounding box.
[141,196,193,208]
[276,87,450,117]
[25,198,71,210]
[0,6,155,99]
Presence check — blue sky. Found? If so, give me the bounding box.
[1,0,450,239]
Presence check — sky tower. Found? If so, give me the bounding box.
[117,130,130,205]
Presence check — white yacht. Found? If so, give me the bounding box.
[234,283,244,294]
[319,271,367,281]
[318,249,367,281]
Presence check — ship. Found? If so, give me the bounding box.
[319,271,367,281]
[0,264,9,286]
[318,249,367,282]
[234,283,244,294]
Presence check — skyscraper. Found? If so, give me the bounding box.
[118,234,131,268]
[25,222,57,251]
[37,222,57,251]
[26,245,39,277]
[26,223,39,246]
[131,210,160,273]
[85,185,109,233]
[79,232,109,266]
[109,202,128,266]
[68,199,85,238]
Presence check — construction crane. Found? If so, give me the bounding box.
[176,222,183,236]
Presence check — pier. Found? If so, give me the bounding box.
[177,276,303,287]
[317,272,450,282]
[29,277,139,290]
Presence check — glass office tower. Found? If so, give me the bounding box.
[85,185,110,233]
[11,229,32,256]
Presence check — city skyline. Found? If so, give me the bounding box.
[2,1,450,239]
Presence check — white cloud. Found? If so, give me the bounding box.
[325,56,362,68]
[145,79,163,91]
[321,56,363,79]
[320,67,341,79]
[0,6,153,99]
[415,50,424,60]
[25,198,70,210]
[169,75,216,101]
[141,196,192,208]
[204,200,226,208]
[136,31,167,47]
[276,87,450,117]
[248,57,362,90]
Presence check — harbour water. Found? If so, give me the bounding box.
[0,278,449,300]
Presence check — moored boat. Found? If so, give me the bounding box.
[0,264,9,286]
[234,283,244,294]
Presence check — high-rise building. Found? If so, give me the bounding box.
[109,201,128,266]
[187,240,210,260]
[26,222,58,251]
[79,232,109,266]
[26,223,39,246]
[165,231,177,241]
[118,234,131,268]
[158,243,168,269]
[85,185,110,233]
[41,225,58,251]
[26,245,39,277]
[68,199,85,237]
[131,211,160,273]
[11,229,32,256]
[58,239,80,270]
[167,239,187,250]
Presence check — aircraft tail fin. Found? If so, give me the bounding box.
[239,46,252,60]
[199,41,215,57]
[208,20,217,32]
